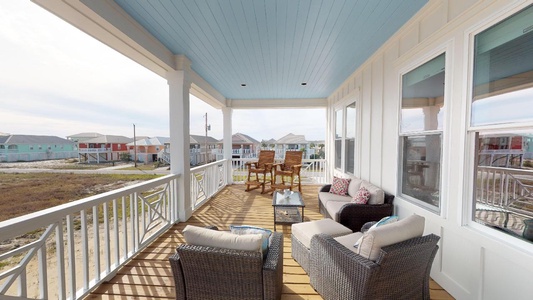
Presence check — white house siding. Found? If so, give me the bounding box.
[328,1,533,299]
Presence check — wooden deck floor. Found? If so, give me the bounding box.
[86,184,454,299]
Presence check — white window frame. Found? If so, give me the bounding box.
[397,50,449,215]
[464,3,533,249]
[333,95,359,176]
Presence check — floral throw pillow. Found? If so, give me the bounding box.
[329,177,351,195]
[352,187,371,204]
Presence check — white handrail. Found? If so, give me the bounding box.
[0,174,180,300]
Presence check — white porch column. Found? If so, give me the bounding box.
[222,107,233,184]
[167,55,192,221]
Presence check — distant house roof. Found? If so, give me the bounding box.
[0,134,74,145]
[190,135,219,144]
[262,138,276,145]
[127,136,169,146]
[67,132,103,139]
[232,133,260,144]
[275,133,307,144]
[82,135,132,144]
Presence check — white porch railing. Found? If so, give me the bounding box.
[0,174,179,300]
[190,159,228,211]
[78,148,109,153]
[231,158,327,185]
[476,166,533,217]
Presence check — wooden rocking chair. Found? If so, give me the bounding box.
[271,151,303,192]
[245,150,275,193]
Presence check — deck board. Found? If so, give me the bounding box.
[86,184,454,299]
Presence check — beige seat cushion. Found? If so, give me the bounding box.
[292,219,352,249]
[325,200,351,221]
[334,232,364,253]
[356,215,425,261]
[318,191,352,207]
[182,225,263,252]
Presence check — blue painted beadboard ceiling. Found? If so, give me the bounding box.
[114,0,428,99]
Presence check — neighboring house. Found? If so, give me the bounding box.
[78,135,132,163]
[0,134,77,162]
[190,134,219,166]
[127,136,169,163]
[273,133,310,158]
[216,132,260,159]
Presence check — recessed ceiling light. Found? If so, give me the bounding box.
[301,82,307,86]
[241,83,247,87]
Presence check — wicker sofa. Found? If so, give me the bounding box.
[318,178,394,232]
[169,227,283,300]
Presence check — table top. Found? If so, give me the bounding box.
[272,190,305,207]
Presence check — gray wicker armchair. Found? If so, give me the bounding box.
[169,230,283,300]
[309,233,440,300]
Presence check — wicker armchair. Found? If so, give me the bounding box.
[309,233,440,300]
[271,150,303,192]
[169,230,283,300]
[319,184,395,232]
[245,150,276,193]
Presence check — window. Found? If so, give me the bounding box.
[0,145,5,149]
[335,109,342,169]
[399,53,445,213]
[345,102,356,174]
[470,5,533,239]
[8,145,17,150]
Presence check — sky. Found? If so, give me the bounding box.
[0,1,326,142]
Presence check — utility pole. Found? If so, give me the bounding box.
[204,113,210,164]
[133,123,137,167]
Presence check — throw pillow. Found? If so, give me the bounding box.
[329,176,351,195]
[354,216,399,248]
[230,225,272,256]
[369,215,399,231]
[352,187,371,204]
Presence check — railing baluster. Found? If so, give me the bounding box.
[66,214,76,299]
[122,196,128,258]
[81,209,89,291]
[130,192,136,252]
[56,221,66,300]
[93,206,100,282]
[113,198,119,265]
[18,269,26,298]
[38,243,48,299]
[103,202,110,273]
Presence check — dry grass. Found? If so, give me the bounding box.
[0,173,161,222]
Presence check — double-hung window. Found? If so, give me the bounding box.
[470,5,533,239]
[334,102,357,174]
[335,109,343,170]
[399,53,446,213]
[345,102,356,174]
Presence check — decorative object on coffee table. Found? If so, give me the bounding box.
[272,189,305,231]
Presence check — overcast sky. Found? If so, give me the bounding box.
[0,1,325,142]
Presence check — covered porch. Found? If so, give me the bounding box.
[86,184,452,300]
[2,0,533,299]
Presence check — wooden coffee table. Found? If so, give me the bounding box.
[272,190,305,231]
